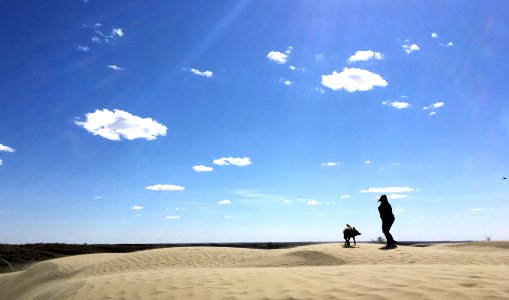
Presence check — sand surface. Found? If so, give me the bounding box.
[1,242,508,299]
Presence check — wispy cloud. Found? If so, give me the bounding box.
[340,195,351,199]
[289,65,296,71]
[403,42,420,54]
[0,144,15,153]
[131,205,143,210]
[314,54,324,61]
[107,65,124,71]
[81,24,124,45]
[321,68,388,92]
[283,80,292,86]
[76,45,90,52]
[193,165,213,172]
[0,159,3,166]
[423,102,444,116]
[184,68,213,78]
[321,162,340,166]
[166,216,180,220]
[347,50,383,63]
[382,100,411,109]
[218,200,232,205]
[469,208,486,212]
[145,184,185,191]
[283,200,292,204]
[431,32,438,39]
[364,160,372,164]
[74,109,167,141]
[111,28,124,37]
[213,157,251,166]
[94,196,102,199]
[307,200,319,205]
[360,187,414,193]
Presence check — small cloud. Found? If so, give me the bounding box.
[347,50,383,63]
[364,160,372,164]
[446,42,454,47]
[283,200,292,204]
[213,157,251,166]
[0,159,3,166]
[218,200,232,205]
[469,208,486,212]
[111,28,124,37]
[225,215,232,218]
[185,68,213,78]
[145,184,185,191]
[107,65,124,71]
[175,208,189,211]
[340,195,351,199]
[321,68,388,92]
[315,87,325,94]
[289,65,296,71]
[284,80,292,86]
[395,209,405,215]
[166,216,180,220]
[193,165,213,172]
[319,213,326,216]
[285,46,293,54]
[0,144,15,153]
[360,187,414,193]
[382,101,411,109]
[423,102,444,115]
[74,109,167,141]
[77,45,90,52]
[403,43,420,54]
[91,36,101,43]
[429,111,437,116]
[314,54,324,61]
[307,200,319,205]
[431,32,438,39]
[94,196,102,199]
[131,205,143,210]
[321,162,340,166]
[267,51,288,64]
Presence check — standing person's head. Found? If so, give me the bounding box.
[378,194,388,203]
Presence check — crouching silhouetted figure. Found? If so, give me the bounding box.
[343,224,361,247]
[378,195,396,248]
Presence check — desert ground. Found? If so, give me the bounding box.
[0,241,508,299]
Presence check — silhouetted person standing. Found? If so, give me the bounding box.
[378,194,396,248]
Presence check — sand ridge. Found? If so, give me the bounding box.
[1,242,508,299]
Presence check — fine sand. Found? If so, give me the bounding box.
[1,242,508,299]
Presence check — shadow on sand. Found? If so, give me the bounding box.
[379,245,398,250]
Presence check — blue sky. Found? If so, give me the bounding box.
[1,0,508,243]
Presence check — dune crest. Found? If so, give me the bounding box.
[1,242,508,299]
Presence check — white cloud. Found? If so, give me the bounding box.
[446,42,454,47]
[285,46,293,54]
[283,200,292,204]
[403,43,420,54]
[319,213,326,216]
[218,200,232,205]
[321,67,388,92]
[112,28,124,37]
[267,51,288,64]
[77,45,90,52]
[213,157,251,166]
[431,33,438,39]
[131,205,143,210]
[193,165,213,172]
[314,54,324,61]
[321,162,340,166]
[91,36,101,43]
[225,215,232,218]
[107,65,124,71]
[0,159,2,166]
[360,187,414,193]
[364,160,372,164]
[166,216,180,220]
[347,50,383,63]
[186,68,213,78]
[382,101,411,109]
[307,200,319,205]
[387,194,409,199]
[0,144,15,153]
[315,87,325,94]
[94,196,102,199]
[75,109,167,141]
[340,195,351,199]
[289,65,296,71]
[423,102,444,116]
[145,184,185,191]
[469,208,486,212]
[284,80,292,86]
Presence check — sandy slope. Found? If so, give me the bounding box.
[0,242,508,299]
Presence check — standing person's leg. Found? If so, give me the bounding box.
[382,220,395,246]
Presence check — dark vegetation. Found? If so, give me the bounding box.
[0,242,324,273]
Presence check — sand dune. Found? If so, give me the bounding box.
[1,242,508,299]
